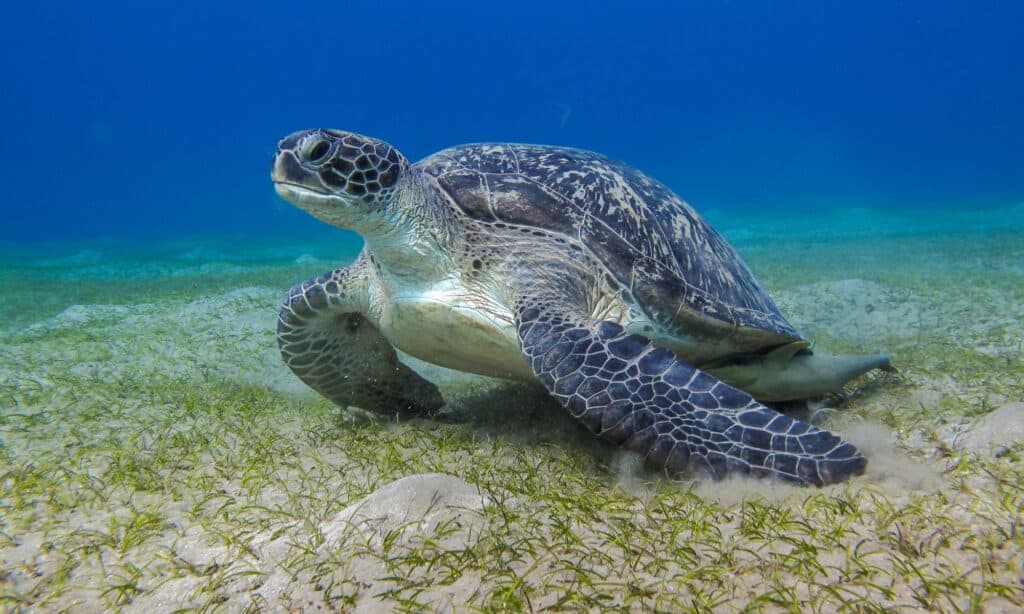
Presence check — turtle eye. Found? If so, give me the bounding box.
[303,139,332,164]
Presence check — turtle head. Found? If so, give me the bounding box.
[272,129,409,229]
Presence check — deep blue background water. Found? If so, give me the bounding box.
[2,1,1022,241]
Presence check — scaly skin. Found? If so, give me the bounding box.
[277,258,444,417]
[515,300,866,486]
[272,128,876,486]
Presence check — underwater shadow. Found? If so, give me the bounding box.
[432,381,620,464]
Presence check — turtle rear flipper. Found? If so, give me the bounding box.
[516,304,866,486]
[278,261,444,417]
[703,342,896,402]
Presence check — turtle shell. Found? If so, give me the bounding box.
[417,143,799,341]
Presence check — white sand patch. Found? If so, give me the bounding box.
[49,303,139,327]
[609,451,651,499]
[952,402,1024,454]
[43,248,106,266]
[254,474,488,608]
[7,287,313,399]
[52,260,258,281]
[777,278,926,343]
[690,474,806,506]
[843,421,941,490]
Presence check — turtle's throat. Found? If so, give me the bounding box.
[276,177,453,283]
[360,177,456,283]
[274,183,370,230]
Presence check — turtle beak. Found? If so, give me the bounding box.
[272,130,333,196]
[271,131,306,185]
[272,131,351,221]
[271,147,307,187]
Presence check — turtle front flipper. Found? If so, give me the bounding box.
[515,305,866,486]
[278,261,444,417]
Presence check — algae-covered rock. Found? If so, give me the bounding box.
[255,474,489,607]
[321,473,488,545]
[956,402,1024,454]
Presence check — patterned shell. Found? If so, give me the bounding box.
[418,143,799,339]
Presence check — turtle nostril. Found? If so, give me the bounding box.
[305,140,332,164]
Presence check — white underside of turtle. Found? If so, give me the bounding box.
[382,280,533,380]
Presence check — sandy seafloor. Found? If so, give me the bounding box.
[1,205,1022,612]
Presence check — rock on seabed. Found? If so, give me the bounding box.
[320,473,489,545]
[955,402,1024,454]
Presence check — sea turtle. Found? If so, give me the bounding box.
[271,130,892,486]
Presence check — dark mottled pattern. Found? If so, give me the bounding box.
[274,130,404,203]
[277,264,444,416]
[516,304,866,486]
[421,143,798,337]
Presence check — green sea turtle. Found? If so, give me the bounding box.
[271,130,892,486]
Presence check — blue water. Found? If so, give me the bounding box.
[2,1,1022,241]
